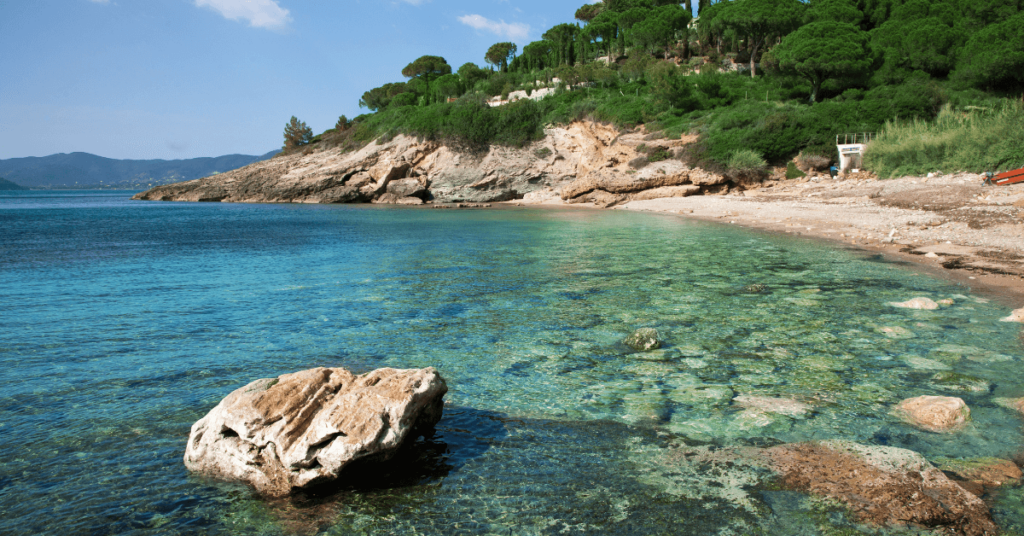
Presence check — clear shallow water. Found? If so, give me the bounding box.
[1,190,1022,535]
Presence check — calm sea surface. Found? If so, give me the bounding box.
[1,190,1023,535]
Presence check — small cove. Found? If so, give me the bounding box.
[1,191,1023,535]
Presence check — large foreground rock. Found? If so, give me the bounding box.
[184,367,447,496]
[764,441,997,536]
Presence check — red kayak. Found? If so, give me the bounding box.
[993,166,1024,186]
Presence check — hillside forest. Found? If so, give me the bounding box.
[292,0,1024,179]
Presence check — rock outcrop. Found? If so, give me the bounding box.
[132,122,743,205]
[184,366,447,496]
[763,441,997,536]
[893,395,970,433]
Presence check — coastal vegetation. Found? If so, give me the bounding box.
[286,0,1024,176]
[865,98,1024,177]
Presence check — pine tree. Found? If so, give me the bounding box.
[283,116,313,150]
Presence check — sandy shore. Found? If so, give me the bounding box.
[516,172,1024,308]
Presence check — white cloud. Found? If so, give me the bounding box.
[399,0,427,5]
[88,0,111,4]
[194,0,291,30]
[457,14,530,40]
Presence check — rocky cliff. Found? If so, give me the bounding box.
[132,122,730,206]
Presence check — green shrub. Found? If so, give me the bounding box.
[728,149,767,173]
[494,99,544,146]
[786,161,807,179]
[629,155,650,169]
[648,149,671,162]
[534,147,553,159]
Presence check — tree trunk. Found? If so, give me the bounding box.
[749,38,762,78]
[810,76,821,103]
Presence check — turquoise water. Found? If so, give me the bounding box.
[1,190,1022,535]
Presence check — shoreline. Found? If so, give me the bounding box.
[509,172,1024,308]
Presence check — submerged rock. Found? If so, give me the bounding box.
[1001,307,1024,323]
[624,328,662,351]
[889,297,940,310]
[930,372,992,393]
[932,456,1023,497]
[763,441,997,536]
[993,397,1024,415]
[184,366,447,496]
[893,395,970,433]
[733,395,810,417]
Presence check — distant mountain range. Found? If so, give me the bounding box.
[0,177,28,190]
[0,150,279,189]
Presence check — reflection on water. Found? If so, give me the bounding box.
[0,191,1021,535]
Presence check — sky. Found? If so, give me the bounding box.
[0,0,590,160]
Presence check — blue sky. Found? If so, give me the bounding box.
[0,0,587,160]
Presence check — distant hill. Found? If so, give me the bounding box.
[0,150,279,189]
[0,177,27,190]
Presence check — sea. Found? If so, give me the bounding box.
[1,190,1023,535]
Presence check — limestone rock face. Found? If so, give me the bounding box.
[628,184,700,201]
[565,189,627,208]
[889,297,940,310]
[561,161,693,200]
[624,328,662,351]
[687,168,728,186]
[894,395,970,432]
[764,441,996,536]
[385,178,428,199]
[184,367,447,497]
[132,122,735,205]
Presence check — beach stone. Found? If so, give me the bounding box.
[1001,307,1024,323]
[183,366,447,497]
[889,297,939,310]
[763,441,997,536]
[932,456,1023,497]
[624,328,662,351]
[893,395,970,433]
